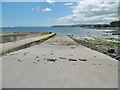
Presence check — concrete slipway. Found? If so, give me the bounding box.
[2,34,118,88]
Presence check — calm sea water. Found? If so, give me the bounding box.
[2,27,110,37]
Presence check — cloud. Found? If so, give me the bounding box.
[59,0,119,24]
[42,8,52,11]
[46,0,54,3]
[32,7,52,12]
[31,7,41,12]
[64,3,73,6]
[31,8,35,11]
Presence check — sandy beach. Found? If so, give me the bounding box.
[2,34,118,88]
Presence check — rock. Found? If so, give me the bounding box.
[71,46,76,49]
[79,58,87,61]
[99,64,101,65]
[93,63,95,65]
[103,51,107,54]
[50,43,55,45]
[109,64,112,66]
[47,58,57,62]
[107,48,115,53]
[24,52,29,56]
[50,53,53,55]
[68,58,77,61]
[35,56,39,59]
[66,43,70,45]
[60,57,67,59]
[115,55,120,61]
[10,53,13,55]
[110,53,117,58]
[94,56,96,58]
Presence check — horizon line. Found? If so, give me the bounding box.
[1,23,113,28]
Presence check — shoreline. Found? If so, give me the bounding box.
[84,27,118,30]
[1,31,119,60]
[69,35,120,61]
[83,27,120,35]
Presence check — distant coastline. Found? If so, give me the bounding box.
[51,25,118,30]
[51,20,120,35]
[52,20,120,28]
[1,20,120,35]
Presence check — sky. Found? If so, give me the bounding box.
[2,0,119,27]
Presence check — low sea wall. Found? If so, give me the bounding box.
[0,32,52,43]
[1,33,56,56]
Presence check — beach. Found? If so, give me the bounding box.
[2,34,118,88]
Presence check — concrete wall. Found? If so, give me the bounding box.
[0,32,52,43]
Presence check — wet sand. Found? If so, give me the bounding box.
[2,34,118,88]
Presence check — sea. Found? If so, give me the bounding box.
[1,27,112,37]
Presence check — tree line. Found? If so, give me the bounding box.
[110,20,120,27]
[52,20,120,28]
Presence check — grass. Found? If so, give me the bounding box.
[76,39,119,52]
[104,37,120,41]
